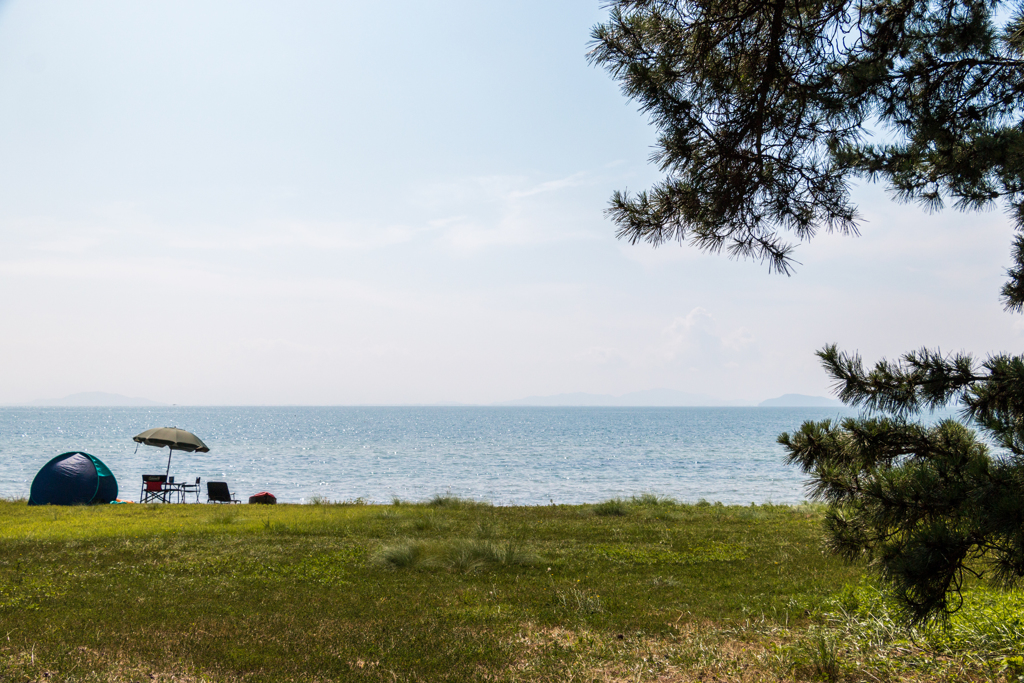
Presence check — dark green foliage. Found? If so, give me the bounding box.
[780,346,1024,622]
[592,0,1024,625]
[590,0,1024,304]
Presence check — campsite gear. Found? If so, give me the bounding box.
[133,427,209,477]
[180,477,202,503]
[29,452,119,506]
[140,474,171,503]
[207,481,240,503]
[248,491,277,504]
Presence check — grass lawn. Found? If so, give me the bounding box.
[1,497,1021,682]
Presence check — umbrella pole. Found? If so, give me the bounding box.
[166,448,173,478]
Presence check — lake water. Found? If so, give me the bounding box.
[0,406,859,505]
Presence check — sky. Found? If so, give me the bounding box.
[0,0,1020,406]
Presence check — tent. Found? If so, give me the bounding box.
[28,452,119,506]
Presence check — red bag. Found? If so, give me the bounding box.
[248,491,277,504]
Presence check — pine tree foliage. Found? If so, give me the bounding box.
[780,345,1024,622]
[591,0,1024,622]
[589,0,1024,303]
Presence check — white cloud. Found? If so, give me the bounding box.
[661,307,756,364]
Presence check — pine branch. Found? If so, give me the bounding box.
[816,344,979,416]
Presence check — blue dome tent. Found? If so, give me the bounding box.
[29,452,118,506]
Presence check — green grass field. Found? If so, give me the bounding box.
[1,497,1021,682]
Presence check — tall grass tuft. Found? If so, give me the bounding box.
[376,540,429,568]
[479,540,538,567]
[427,494,490,509]
[631,493,673,507]
[438,539,489,572]
[593,498,629,516]
[375,538,539,572]
[411,511,448,532]
[805,633,841,682]
[631,493,680,520]
[473,520,497,539]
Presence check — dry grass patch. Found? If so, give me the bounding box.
[508,621,780,682]
[0,647,214,683]
[504,618,1019,683]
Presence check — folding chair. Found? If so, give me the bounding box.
[207,481,241,504]
[140,474,169,503]
[179,477,201,503]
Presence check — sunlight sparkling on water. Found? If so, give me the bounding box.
[0,406,858,505]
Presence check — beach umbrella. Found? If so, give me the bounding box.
[133,427,209,477]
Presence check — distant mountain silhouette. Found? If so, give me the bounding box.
[28,392,165,407]
[495,388,754,407]
[758,394,843,407]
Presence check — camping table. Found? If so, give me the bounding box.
[161,481,187,504]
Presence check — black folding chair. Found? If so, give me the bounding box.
[140,474,169,503]
[179,477,201,503]
[207,481,240,504]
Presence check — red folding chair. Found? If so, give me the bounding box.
[140,474,169,503]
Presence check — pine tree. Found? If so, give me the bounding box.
[591,0,1024,621]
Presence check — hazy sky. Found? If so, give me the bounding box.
[0,0,1019,405]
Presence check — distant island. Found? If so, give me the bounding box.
[758,394,843,407]
[27,392,165,407]
[15,391,840,408]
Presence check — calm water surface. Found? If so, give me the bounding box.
[0,406,858,504]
